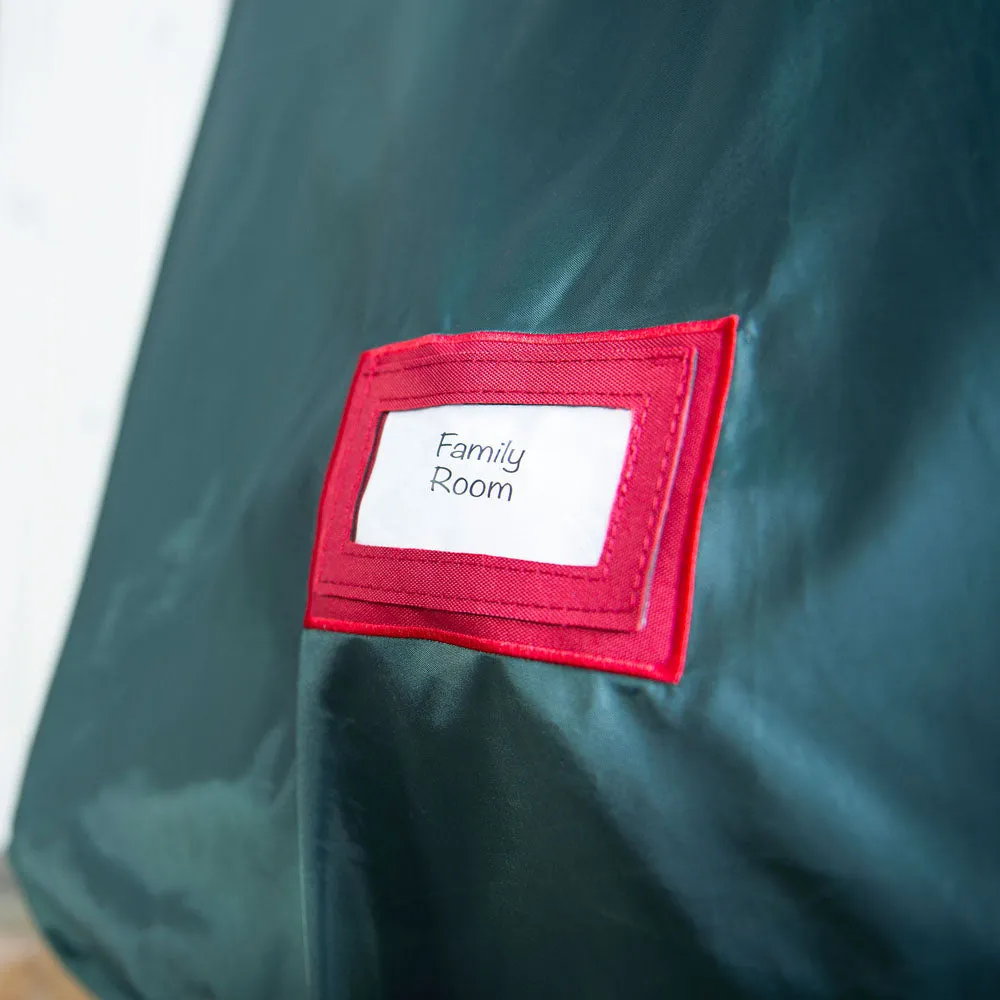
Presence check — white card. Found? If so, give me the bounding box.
[354,404,633,566]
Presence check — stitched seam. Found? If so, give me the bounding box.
[374,351,688,376]
[360,320,722,364]
[339,352,379,541]
[306,613,661,673]
[314,584,639,614]
[631,355,692,602]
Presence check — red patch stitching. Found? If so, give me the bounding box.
[305,317,737,683]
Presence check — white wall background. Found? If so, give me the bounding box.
[0,0,230,846]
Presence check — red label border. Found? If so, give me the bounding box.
[306,317,736,683]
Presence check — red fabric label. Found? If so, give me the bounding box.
[306,317,736,683]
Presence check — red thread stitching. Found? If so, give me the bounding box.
[306,615,660,674]
[361,319,722,359]
[315,360,689,614]
[373,351,689,376]
[631,354,692,600]
[312,585,642,615]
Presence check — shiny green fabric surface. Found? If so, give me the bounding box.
[13,0,1000,997]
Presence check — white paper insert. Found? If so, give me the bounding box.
[354,404,633,566]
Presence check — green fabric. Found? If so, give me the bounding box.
[13,0,1000,997]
